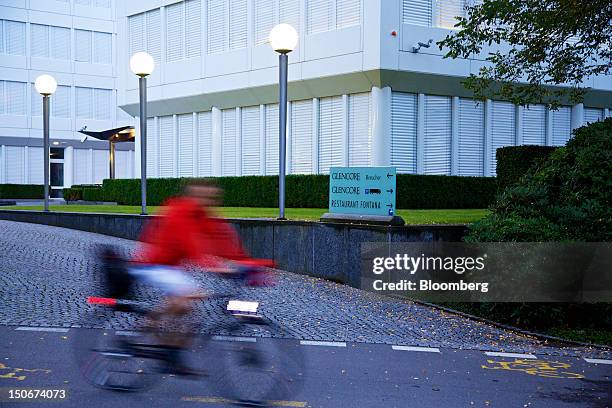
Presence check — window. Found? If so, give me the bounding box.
[31,24,70,60]
[436,0,466,29]
[522,105,546,145]
[402,0,432,27]
[290,100,313,174]
[159,115,176,177]
[318,96,343,174]
[391,92,417,173]
[165,0,201,62]
[75,87,112,120]
[0,19,26,55]
[222,108,237,176]
[208,0,248,53]
[423,95,451,175]
[552,107,571,146]
[458,98,484,176]
[241,106,261,176]
[490,101,516,175]
[178,113,194,176]
[197,111,212,176]
[265,104,279,175]
[75,0,111,7]
[402,0,478,29]
[254,0,300,45]
[75,29,112,64]
[0,81,27,116]
[348,93,371,166]
[307,0,360,34]
[128,9,162,63]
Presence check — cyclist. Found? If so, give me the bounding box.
[128,179,253,374]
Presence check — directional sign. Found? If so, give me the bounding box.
[328,167,397,216]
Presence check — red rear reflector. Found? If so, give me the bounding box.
[87,296,117,306]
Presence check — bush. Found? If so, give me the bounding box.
[0,184,44,199]
[101,174,497,209]
[496,145,557,190]
[82,187,106,202]
[63,187,83,201]
[464,118,612,331]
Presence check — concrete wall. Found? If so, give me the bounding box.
[0,210,467,287]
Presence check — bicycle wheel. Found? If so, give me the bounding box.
[72,309,162,391]
[202,318,305,405]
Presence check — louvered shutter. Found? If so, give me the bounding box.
[254,0,274,45]
[207,0,226,53]
[6,20,26,55]
[552,107,571,146]
[391,92,417,173]
[166,2,184,62]
[185,0,202,58]
[265,104,279,175]
[458,98,484,176]
[75,0,91,5]
[31,24,48,58]
[0,21,4,54]
[584,108,602,124]
[73,149,91,184]
[490,101,515,175]
[423,95,451,175]
[146,118,158,177]
[229,0,247,50]
[522,105,546,145]
[93,149,109,183]
[437,0,465,29]
[75,29,92,62]
[114,150,130,179]
[402,0,432,27]
[146,10,162,62]
[337,0,360,29]
[52,85,70,118]
[177,113,194,176]
[93,32,112,64]
[279,0,300,32]
[28,147,44,184]
[94,0,110,7]
[5,146,24,183]
[348,93,371,166]
[241,106,261,175]
[128,14,145,55]
[318,96,343,174]
[50,26,70,60]
[222,109,237,176]
[31,84,41,116]
[0,82,4,115]
[94,89,111,120]
[6,81,26,115]
[159,116,176,177]
[76,87,93,118]
[307,0,333,34]
[197,112,212,176]
[291,100,313,174]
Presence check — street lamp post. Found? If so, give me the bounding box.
[130,52,155,215]
[34,74,57,212]
[269,24,298,220]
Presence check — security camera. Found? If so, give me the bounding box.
[412,39,434,53]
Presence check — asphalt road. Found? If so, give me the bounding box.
[0,326,610,408]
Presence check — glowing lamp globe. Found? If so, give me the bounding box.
[34,74,57,96]
[269,24,298,53]
[130,52,155,76]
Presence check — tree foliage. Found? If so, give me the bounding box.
[438,0,612,107]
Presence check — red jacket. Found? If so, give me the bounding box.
[134,197,247,268]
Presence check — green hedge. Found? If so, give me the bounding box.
[496,145,557,190]
[101,174,497,209]
[0,184,44,199]
[63,184,102,201]
[82,187,106,202]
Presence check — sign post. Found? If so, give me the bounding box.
[321,167,404,226]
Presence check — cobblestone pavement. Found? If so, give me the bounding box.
[0,220,608,358]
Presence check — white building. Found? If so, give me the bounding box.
[0,0,134,196]
[2,1,610,193]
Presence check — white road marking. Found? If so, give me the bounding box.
[115,331,139,336]
[15,327,69,333]
[484,352,536,359]
[392,345,441,353]
[300,340,347,348]
[584,358,612,365]
[212,336,256,343]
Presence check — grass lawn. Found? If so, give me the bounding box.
[0,205,489,224]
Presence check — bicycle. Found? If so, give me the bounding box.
[72,246,304,406]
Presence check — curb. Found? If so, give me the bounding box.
[396,295,611,351]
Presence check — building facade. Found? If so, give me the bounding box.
[0,0,134,195]
[116,0,611,181]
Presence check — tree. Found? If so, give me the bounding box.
[438,0,612,108]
